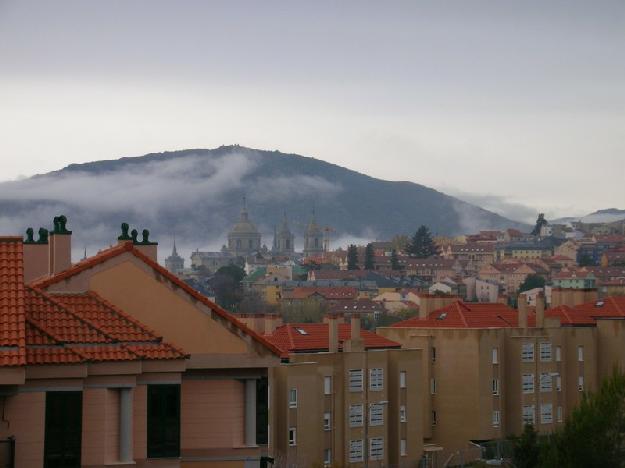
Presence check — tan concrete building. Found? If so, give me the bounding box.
[266,318,424,467]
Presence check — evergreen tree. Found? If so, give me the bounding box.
[364,243,375,270]
[390,249,401,270]
[519,274,546,293]
[513,424,540,468]
[347,244,359,270]
[407,225,438,258]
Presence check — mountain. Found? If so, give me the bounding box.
[551,208,625,226]
[0,146,529,257]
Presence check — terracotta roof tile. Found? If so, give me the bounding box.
[0,237,26,365]
[32,242,282,357]
[266,323,401,354]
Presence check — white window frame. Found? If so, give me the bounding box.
[541,403,553,424]
[323,412,331,431]
[288,427,297,446]
[522,373,535,394]
[400,438,407,456]
[540,342,552,362]
[324,376,332,395]
[431,346,437,362]
[492,410,501,427]
[369,368,384,391]
[349,439,364,463]
[557,406,563,423]
[430,377,436,395]
[400,405,407,422]
[349,404,364,427]
[555,345,562,362]
[369,403,384,426]
[492,347,499,364]
[369,437,384,461]
[492,378,500,395]
[324,448,331,466]
[399,370,407,388]
[556,375,562,392]
[522,342,535,362]
[578,345,584,362]
[349,369,364,392]
[522,405,535,425]
[432,410,437,426]
[289,388,297,408]
[540,373,553,393]
[578,375,584,391]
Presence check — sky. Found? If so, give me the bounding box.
[0,0,623,221]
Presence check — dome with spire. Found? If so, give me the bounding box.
[273,211,295,256]
[227,197,262,256]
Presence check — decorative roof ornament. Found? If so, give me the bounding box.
[118,223,132,241]
[52,215,72,235]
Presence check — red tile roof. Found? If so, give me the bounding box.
[573,296,625,319]
[0,238,26,366]
[31,242,283,357]
[392,301,534,329]
[285,287,359,300]
[545,305,596,326]
[265,323,401,354]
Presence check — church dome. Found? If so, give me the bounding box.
[229,202,260,235]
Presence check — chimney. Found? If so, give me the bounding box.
[49,215,72,275]
[344,315,364,352]
[518,293,528,330]
[118,223,158,262]
[23,227,49,283]
[419,295,433,319]
[535,292,545,328]
[328,313,339,353]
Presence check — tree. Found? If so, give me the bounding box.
[531,213,548,236]
[390,249,401,270]
[364,243,375,270]
[538,370,625,467]
[391,234,410,253]
[579,254,594,266]
[406,225,438,258]
[519,274,546,293]
[347,244,359,270]
[210,265,246,310]
[513,424,540,468]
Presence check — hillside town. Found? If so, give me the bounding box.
[0,206,619,466]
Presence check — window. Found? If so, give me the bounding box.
[349,439,364,462]
[492,410,501,427]
[289,388,297,408]
[369,403,384,426]
[432,410,437,426]
[400,405,407,422]
[369,437,384,461]
[323,412,331,431]
[522,374,535,394]
[431,346,437,362]
[578,346,584,362]
[147,384,181,458]
[430,378,436,395]
[540,342,552,361]
[369,368,384,391]
[324,448,331,466]
[522,405,535,425]
[492,347,499,364]
[555,346,562,362]
[540,373,553,393]
[400,438,407,456]
[288,427,296,446]
[556,375,562,392]
[541,403,553,424]
[578,375,584,391]
[557,406,563,422]
[522,342,534,362]
[324,376,332,395]
[349,404,364,427]
[399,371,407,388]
[349,369,364,392]
[44,391,83,467]
[492,378,500,395]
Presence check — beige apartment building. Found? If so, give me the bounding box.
[378,294,625,466]
[266,318,425,467]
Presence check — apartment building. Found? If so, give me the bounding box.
[1,216,283,468]
[267,317,424,467]
[378,296,599,466]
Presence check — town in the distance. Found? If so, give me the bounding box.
[2,196,623,467]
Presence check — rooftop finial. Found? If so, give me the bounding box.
[118,223,132,241]
[131,229,138,243]
[52,215,71,234]
[25,227,35,244]
[37,228,49,244]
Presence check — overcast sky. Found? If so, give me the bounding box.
[0,0,623,220]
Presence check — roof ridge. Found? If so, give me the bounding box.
[456,302,469,327]
[25,317,64,344]
[26,286,118,343]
